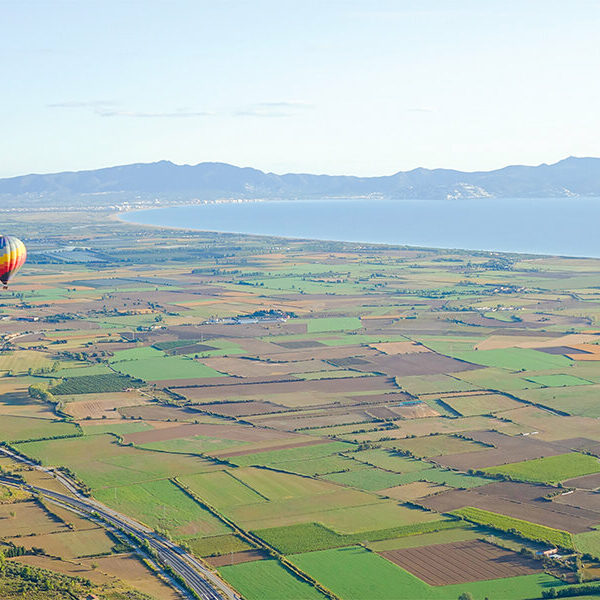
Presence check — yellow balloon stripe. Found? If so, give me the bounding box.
[0,236,26,284]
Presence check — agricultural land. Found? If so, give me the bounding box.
[2,209,600,598]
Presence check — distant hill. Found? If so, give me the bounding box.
[2,157,600,204]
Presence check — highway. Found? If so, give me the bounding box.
[0,447,241,600]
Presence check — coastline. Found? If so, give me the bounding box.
[113,204,561,259]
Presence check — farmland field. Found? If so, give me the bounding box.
[4,210,600,598]
[483,452,600,484]
[94,478,230,539]
[288,546,564,600]
[51,373,144,395]
[219,559,327,600]
[452,506,574,549]
[112,356,226,381]
[14,434,219,488]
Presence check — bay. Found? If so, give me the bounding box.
[120,197,600,257]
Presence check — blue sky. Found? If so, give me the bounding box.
[2,0,599,177]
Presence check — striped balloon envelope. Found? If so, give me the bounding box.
[0,236,27,288]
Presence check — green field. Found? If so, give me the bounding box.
[111,356,226,381]
[574,530,600,559]
[288,546,563,600]
[450,348,573,371]
[306,317,362,333]
[229,441,355,468]
[94,478,230,539]
[80,421,153,436]
[0,415,79,443]
[443,393,521,416]
[390,434,488,457]
[484,452,600,484]
[15,434,219,488]
[219,559,326,600]
[350,449,431,473]
[453,506,574,549]
[323,467,411,491]
[516,383,600,417]
[524,374,593,387]
[366,524,481,551]
[231,467,337,501]
[110,346,165,361]
[187,533,253,557]
[51,373,143,395]
[272,455,360,476]
[255,519,461,554]
[453,367,543,391]
[179,470,268,508]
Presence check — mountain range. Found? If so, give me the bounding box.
[2,156,600,203]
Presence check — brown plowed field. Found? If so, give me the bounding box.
[419,488,600,533]
[366,406,400,419]
[432,445,564,470]
[176,375,397,401]
[274,340,326,349]
[246,409,374,431]
[206,549,268,567]
[433,431,567,470]
[65,392,150,420]
[350,353,482,377]
[563,472,600,490]
[552,490,600,512]
[122,422,296,444]
[380,540,542,585]
[119,405,204,421]
[263,345,381,363]
[474,481,555,501]
[536,346,591,355]
[368,341,430,355]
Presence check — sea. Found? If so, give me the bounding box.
[120,197,600,258]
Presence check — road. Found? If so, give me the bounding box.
[0,447,241,600]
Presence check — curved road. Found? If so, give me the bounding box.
[0,448,241,600]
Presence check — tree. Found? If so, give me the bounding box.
[458,594,474,600]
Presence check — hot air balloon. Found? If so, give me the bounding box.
[0,236,27,288]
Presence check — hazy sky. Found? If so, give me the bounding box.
[2,0,599,177]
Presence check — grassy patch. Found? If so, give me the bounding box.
[94,479,230,540]
[524,374,593,387]
[187,533,253,557]
[306,317,362,333]
[179,471,268,508]
[323,468,411,491]
[574,530,600,559]
[453,506,574,549]
[15,434,218,488]
[288,546,563,600]
[483,453,600,485]
[516,383,600,417]
[219,559,326,600]
[450,348,572,371]
[112,356,225,381]
[254,519,462,554]
[231,467,336,501]
[229,441,355,468]
[0,415,79,443]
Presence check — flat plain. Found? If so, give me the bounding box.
[2,209,600,597]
